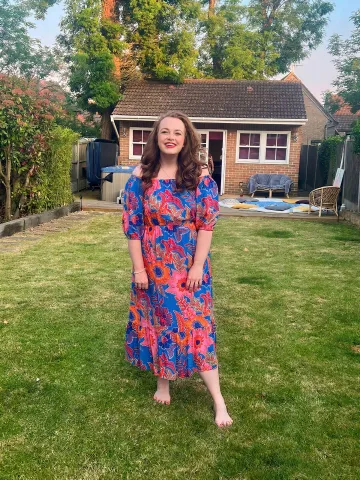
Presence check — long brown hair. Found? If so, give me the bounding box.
[139,111,206,192]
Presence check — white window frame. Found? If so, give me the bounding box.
[129,127,153,159]
[236,131,291,165]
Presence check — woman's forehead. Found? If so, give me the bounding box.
[159,117,185,132]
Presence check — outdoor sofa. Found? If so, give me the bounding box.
[248,174,293,198]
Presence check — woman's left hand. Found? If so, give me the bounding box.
[186,264,203,292]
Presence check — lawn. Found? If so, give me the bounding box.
[0,213,359,479]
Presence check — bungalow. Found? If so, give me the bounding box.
[110,79,307,195]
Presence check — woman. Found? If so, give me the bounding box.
[122,111,232,428]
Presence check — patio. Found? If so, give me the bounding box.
[74,190,339,222]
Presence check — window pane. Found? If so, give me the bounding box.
[277,134,287,147]
[239,147,249,159]
[266,148,276,160]
[266,134,277,147]
[133,130,142,142]
[249,147,260,159]
[276,148,286,160]
[250,134,260,146]
[143,130,150,142]
[240,133,250,146]
[133,144,143,156]
[201,133,207,143]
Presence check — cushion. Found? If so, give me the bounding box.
[232,203,257,209]
[264,204,292,211]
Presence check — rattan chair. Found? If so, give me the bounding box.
[308,186,340,217]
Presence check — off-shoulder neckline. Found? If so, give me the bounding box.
[130,174,211,181]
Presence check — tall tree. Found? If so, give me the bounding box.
[328,10,360,114]
[0,0,58,78]
[199,0,278,79]
[128,0,200,82]
[58,0,127,139]
[247,0,334,74]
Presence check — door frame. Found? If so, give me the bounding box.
[197,129,227,195]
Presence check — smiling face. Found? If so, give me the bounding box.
[157,117,186,156]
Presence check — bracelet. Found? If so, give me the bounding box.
[133,268,145,274]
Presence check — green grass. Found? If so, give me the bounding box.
[0,214,359,479]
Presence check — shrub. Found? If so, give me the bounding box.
[318,136,344,185]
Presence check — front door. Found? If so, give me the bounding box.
[198,130,226,195]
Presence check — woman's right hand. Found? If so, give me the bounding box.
[134,270,148,290]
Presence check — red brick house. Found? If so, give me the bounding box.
[110,79,307,195]
[333,103,360,136]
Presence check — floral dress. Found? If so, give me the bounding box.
[122,173,220,380]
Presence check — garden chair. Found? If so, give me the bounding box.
[308,186,340,218]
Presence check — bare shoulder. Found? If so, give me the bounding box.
[132,164,143,178]
[200,166,210,177]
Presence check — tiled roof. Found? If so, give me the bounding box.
[333,114,360,132]
[112,79,307,121]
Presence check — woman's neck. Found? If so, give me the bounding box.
[159,153,179,168]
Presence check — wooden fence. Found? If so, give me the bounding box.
[71,138,93,193]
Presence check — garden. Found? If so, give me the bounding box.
[0,214,359,479]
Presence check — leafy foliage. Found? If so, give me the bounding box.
[37,126,79,212]
[322,91,343,115]
[318,136,344,186]
[0,0,58,78]
[329,10,360,114]
[248,0,334,74]
[0,74,73,221]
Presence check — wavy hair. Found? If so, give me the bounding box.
[139,111,207,192]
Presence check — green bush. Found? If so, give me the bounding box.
[36,126,79,212]
[318,136,344,185]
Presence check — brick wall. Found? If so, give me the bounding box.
[222,124,302,196]
[116,120,303,196]
[302,93,328,144]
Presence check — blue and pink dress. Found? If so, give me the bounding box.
[122,174,220,380]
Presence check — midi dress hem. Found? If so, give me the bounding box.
[124,355,219,381]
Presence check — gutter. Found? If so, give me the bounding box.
[111,114,307,126]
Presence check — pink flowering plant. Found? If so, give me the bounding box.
[0,74,65,221]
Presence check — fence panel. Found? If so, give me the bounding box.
[343,141,360,213]
[71,139,91,193]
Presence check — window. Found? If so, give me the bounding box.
[239,133,260,161]
[129,128,152,158]
[236,131,290,164]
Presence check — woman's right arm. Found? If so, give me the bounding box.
[122,168,148,289]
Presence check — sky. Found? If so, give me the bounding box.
[29,0,358,102]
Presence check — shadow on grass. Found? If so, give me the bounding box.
[256,230,296,239]
[236,275,273,287]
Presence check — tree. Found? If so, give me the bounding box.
[199,0,278,79]
[328,10,360,114]
[128,0,200,82]
[323,91,343,115]
[248,0,334,74]
[0,0,58,78]
[58,0,125,139]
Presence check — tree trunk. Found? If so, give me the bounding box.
[101,107,113,140]
[13,166,34,219]
[209,0,216,16]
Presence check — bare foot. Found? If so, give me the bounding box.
[214,397,233,428]
[153,378,171,405]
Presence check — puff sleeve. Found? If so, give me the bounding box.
[195,176,220,231]
[122,175,145,240]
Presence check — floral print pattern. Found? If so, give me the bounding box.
[122,174,220,380]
